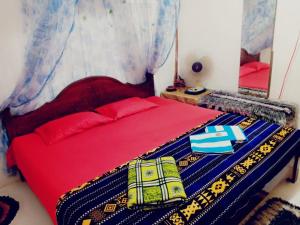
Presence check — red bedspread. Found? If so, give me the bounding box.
[239,62,270,91]
[7,97,221,223]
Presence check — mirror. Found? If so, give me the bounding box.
[239,0,277,98]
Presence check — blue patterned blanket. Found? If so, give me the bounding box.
[56,113,300,225]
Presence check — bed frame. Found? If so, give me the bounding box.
[2,73,298,184]
[1,73,154,143]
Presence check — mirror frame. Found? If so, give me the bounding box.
[238,0,278,98]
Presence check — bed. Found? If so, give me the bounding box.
[239,61,271,98]
[2,75,299,225]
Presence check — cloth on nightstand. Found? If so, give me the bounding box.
[127,156,186,210]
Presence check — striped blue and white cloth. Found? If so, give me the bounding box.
[190,126,247,154]
[189,132,234,154]
[205,125,247,142]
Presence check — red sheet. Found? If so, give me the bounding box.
[7,97,221,224]
[239,62,270,91]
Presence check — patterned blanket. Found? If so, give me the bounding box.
[127,157,186,210]
[56,113,300,225]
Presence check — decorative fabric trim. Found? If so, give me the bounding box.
[238,87,268,98]
[200,91,296,126]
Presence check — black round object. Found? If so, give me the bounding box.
[192,62,203,73]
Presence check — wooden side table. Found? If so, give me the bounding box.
[160,87,210,105]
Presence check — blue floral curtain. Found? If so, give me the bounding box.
[242,0,277,54]
[0,0,179,168]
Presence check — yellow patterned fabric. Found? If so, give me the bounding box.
[127,157,187,210]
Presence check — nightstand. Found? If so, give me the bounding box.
[160,87,210,105]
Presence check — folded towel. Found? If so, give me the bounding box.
[205,125,247,142]
[127,157,186,210]
[190,132,234,154]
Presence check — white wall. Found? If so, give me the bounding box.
[0,0,25,104]
[156,0,243,95]
[154,46,175,95]
[269,0,300,126]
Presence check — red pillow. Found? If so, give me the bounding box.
[95,97,158,120]
[35,112,113,144]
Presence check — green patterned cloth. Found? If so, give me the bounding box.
[127,156,187,210]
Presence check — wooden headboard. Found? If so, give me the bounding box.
[1,74,154,142]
